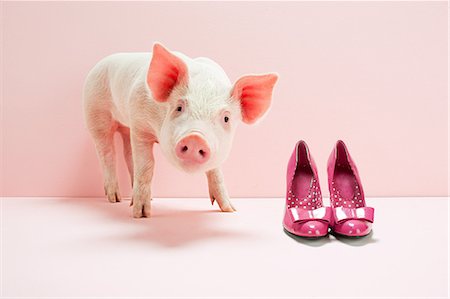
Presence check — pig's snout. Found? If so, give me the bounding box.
[175,134,210,165]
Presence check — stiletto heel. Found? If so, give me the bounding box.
[327,140,374,237]
[283,141,332,238]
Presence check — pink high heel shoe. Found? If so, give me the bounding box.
[328,140,374,237]
[283,141,332,238]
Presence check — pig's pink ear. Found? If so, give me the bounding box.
[147,43,188,102]
[231,74,278,124]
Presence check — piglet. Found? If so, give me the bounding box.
[83,43,278,218]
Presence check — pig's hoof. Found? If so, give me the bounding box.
[106,192,121,203]
[220,203,236,212]
[104,185,121,203]
[132,200,151,218]
[211,196,236,212]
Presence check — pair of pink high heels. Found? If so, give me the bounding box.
[283,140,374,238]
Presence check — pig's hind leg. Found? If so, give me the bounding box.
[118,125,134,187]
[85,110,122,203]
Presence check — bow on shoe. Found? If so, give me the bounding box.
[332,206,375,224]
[287,207,332,224]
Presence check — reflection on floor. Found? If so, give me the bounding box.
[1,197,448,298]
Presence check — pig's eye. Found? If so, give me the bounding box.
[173,100,186,117]
[222,112,231,126]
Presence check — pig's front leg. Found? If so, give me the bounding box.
[130,131,155,218]
[206,168,235,212]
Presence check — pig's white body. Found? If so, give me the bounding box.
[83,44,277,218]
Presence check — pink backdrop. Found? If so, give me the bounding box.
[1,2,448,197]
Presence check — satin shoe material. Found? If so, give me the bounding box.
[327,140,374,237]
[283,141,331,238]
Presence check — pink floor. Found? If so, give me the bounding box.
[1,197,448,298]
